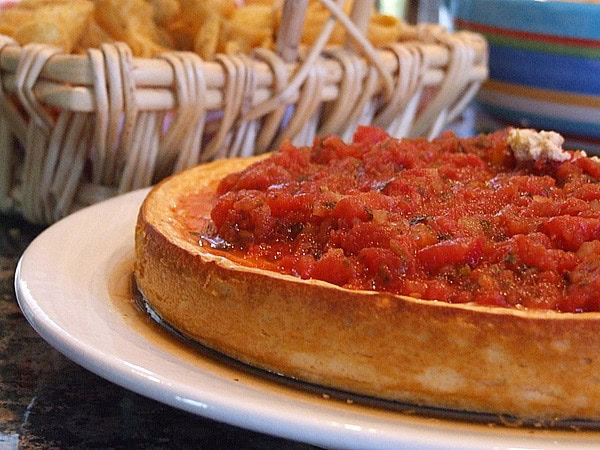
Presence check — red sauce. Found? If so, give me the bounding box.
[188,127,600,312]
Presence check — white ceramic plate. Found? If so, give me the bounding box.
[15,189,600,449]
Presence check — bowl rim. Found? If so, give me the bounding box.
[454,0,600,40]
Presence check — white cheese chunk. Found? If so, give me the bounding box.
[507,128,571,162]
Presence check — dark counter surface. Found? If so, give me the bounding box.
[0,215,316,449]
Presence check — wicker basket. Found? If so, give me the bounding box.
[0,0,488,224]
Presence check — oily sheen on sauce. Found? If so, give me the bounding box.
[179,127,600,312]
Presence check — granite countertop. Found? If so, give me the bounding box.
[0,214,317,449]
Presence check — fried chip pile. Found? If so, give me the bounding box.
[0,0,408,58]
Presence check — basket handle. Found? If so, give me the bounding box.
[315,0,394,99]
[246,0,394,121]
[345,0,374,52]
[276,0,308,63]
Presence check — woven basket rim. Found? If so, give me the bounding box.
[0,18,489,224]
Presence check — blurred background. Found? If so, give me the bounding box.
[388,0,600,154]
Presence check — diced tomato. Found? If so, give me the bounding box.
[217,172,242,195]
[211,192,238,228]
[555,161,583,183]
[358,247,408,288]
[501,214,538,236]
[424,279,452,302]
[575,156,600,180]
[513,234,578,272]
[295,255,315,279]
[312,135,361,164]
[541,216,600,251]
[278,255,297,273]
[569,183,600,202]
[563,266,600,312]
[442,152,488,170]
[508,175,556,196]
[271,140,310,175]
[410,223,439,249]
[225,162,294,192]
[402,279,427,298]
[330,222,392,255]
[576,240,600,260]
[362,145,417,175]
[331,196,373,223]
[353,125,389,146]
[556,198,588,216]
[417,237,484,272]
[311,249,354,286]
[266,191,313,222]
[473,290,509,307]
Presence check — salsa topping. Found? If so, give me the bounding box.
[188,127,600,312]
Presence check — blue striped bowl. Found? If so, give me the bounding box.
[454,0,600,152]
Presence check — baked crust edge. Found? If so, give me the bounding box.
[134,157,600,421]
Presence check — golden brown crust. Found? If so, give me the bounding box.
[135,156,600,421]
